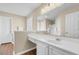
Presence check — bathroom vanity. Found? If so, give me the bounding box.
[28,33,79,55]
[27,5,79,55]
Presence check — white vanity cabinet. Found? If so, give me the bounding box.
[28,37,49,55]
[49,46,76,55]
[28,33,77,55]
[28,37,76,55]
[36,41,49,55]
[36,42,76,55]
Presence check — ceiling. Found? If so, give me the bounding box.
[0,3,41,16]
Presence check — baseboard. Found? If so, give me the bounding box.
[16,47,36,55]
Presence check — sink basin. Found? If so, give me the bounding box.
[46,38,62,44]
[46,37,77,46]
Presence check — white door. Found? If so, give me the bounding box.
[0,16,12,43]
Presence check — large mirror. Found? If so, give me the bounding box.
[64,11,79,38]
[37,15,55,34]
[43,11,79,38]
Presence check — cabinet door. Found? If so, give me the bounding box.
[49,46,61,55]
[36,41,48,55]
[49,46,76,55]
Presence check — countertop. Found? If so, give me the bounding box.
[28,32,79,55]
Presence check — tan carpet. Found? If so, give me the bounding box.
[0,42,14,55]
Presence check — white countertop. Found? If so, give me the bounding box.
[28,32,79,55]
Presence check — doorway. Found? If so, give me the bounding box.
[0,16,12,43]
